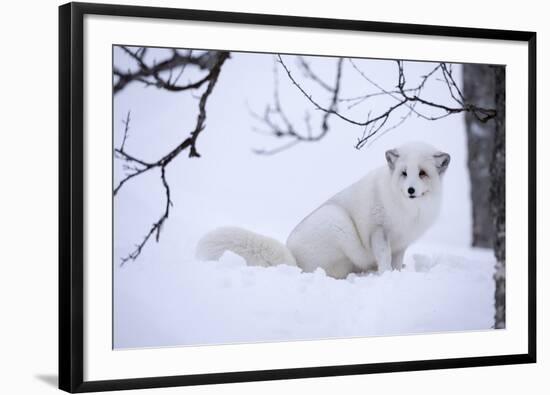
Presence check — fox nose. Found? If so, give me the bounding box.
[407,187,415,195]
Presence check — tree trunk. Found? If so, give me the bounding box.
[463,64,506,329]
[491,66,506,329]
[463,65,496,248]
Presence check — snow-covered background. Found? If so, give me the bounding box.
[113,48,495,349]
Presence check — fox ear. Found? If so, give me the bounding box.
[385,149,399,171]
[434,152,451,174]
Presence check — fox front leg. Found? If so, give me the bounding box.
[371,227,392,273]
[392,249,405,271]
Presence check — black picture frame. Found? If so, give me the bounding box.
[59,2,537,392]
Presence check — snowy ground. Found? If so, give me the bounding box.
[114,243,495,348]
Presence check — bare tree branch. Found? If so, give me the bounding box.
[297,57,335,93]
[114,46,223,94]
[120,110,131,151]
[114,49,230,264]
[276,55,364,126]
[254,56,498,151]
[395,60,496,122]
[251,55,344,155]
[120,166,173,265]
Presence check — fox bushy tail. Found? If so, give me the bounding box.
[195,227,297,267]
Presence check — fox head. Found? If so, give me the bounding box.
[385,142,450,202]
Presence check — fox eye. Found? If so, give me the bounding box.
[401,171,407,177]
[419,170,427,177]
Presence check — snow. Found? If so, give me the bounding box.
[114,244,495,348]
[113,48,496,349]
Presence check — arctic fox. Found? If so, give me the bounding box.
[196,141,450,279]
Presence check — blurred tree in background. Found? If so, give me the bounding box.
[463,65,505,328]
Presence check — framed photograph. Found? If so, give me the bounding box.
[59,2,537,392]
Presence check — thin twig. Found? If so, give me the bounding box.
[114,50,230,264]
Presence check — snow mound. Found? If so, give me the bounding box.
[114,244,496,349]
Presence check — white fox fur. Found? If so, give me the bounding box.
[196,141,450,279]
[196,227,297,267]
